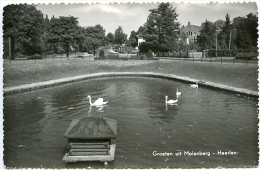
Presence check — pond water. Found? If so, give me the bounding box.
[3,77,258,169]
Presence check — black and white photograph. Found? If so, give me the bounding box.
[1,0,259,169]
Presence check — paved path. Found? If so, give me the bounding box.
[3,72,258,98]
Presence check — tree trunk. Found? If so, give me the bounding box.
[66,41,69,58]
[93,46,96,56]
[9,37,15,60]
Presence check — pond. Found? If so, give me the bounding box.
[3,77,258,168]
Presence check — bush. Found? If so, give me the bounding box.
[16,53,26,58]
[27,54,43,60]
[236,52,258,60]
[139,42,169,52]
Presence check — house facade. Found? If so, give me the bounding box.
[136,34,145,46]
[181,22,201,44]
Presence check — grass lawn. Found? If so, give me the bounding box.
[3,59,258,91]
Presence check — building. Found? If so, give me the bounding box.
[135,34,145,46]
[181,22,201,44]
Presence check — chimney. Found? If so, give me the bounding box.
[188,22,190,25]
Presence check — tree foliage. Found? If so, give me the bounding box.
[3,4,44,56]
[144,2,180,51]
[106,32,115,45]
[46,16,82,57]
[127,31,138,47]
[197,20,217,50]
[217,13,233,49]
[84,24,106,55]
[114,26,127,45]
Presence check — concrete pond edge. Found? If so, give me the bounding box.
[3,72,259,99]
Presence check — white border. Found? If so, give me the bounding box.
[1,1,259,170]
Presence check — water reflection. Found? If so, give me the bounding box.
[88,105,107,116]
[165,103,178,110]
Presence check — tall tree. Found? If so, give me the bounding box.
[245,13,258,47]
[144,2,180,50]
[136,26,147,35]
[47,16,81,58]
[3,4,44,58]
[234,17,252,49]
[197,20,217,50]
[106,32,115,45]
[213,19,225,31]
[127,31,138,47]
[114,26,127,45]
[85,24,106,55]
[218,13,233,49]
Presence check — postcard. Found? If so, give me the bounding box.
[1,0,259,169]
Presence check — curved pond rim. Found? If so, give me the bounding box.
[3,72,258,99]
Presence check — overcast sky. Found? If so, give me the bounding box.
[0,0,258,35]
[35,2,257,35]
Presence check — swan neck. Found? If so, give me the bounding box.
[88,96,92,105]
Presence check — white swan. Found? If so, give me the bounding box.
[176,88,181,96]
[165,95,178,104]
[190,82,198,88]
[87,95,108,106]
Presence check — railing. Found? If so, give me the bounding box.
[151,49,258,65]
[9,52,95,63]
[7,50,258,65]
[207,49,258,59]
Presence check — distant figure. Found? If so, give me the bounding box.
[147,49,153,58]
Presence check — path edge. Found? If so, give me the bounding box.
[3,72,258,98]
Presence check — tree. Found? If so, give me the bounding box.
[232,13,258,49]
[114,26,127,45]
[144,2,180,51]
[245,13,258,47]
[197,20,217,50]
[217,13,233,49]
[127,31,138,47]
[46,16,82,58]
[234,17,252,49]
[85,24,106,55]
[213,19,225,31]
[106,32,115,45]
[136,26,147,35]
[3,4,44,58]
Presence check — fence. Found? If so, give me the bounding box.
[7,50,258,65]
[152,51,206,58]
[151,49,258,65]
[207,49,258,59]
[9,52,95,63]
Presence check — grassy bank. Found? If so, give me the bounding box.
[3,59,258,91]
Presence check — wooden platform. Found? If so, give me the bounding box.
[62,143,116,163]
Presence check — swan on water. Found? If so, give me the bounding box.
[165,95,178,104]
[190,82,198,88]
[87,95,108,106]
[176,88,181,96]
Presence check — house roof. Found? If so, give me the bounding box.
[64,116,117,139]
[192,25,201,31]
[181,22,201,33]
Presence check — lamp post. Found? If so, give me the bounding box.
[228,29,236,50]
[215,34,218,59]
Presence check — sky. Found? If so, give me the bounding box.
[0,0,258,35]
[35,2,257,35]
